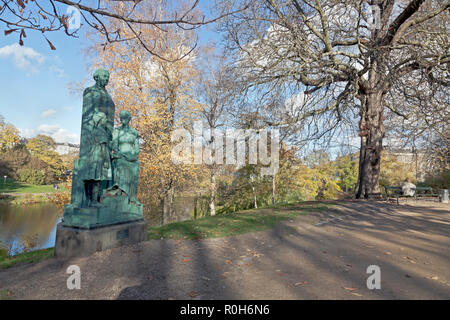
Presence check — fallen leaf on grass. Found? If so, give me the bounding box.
[294,281,309,286]
[343,287,358,291]
[183,258,191,262]
[226,259,233,265]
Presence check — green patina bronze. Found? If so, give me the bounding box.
[63,70,143,229]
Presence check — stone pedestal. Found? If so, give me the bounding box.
[54,219,148,259]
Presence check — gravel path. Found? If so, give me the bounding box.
[1,200,449,299]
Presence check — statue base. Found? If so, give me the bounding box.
[54,219,148,259]
[62,194,143,229]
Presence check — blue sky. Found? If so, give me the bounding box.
[0,26,89,144]
[0,1,222,145]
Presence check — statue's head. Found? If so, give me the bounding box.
[93,69,110,88]
[119,110,131,126]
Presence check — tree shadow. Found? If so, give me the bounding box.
[116,200,449,299]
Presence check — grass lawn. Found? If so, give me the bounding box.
[0,248,54,270]
[0,181,69,194]
[148,202,336,240]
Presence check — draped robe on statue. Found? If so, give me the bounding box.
[71,81,115,207]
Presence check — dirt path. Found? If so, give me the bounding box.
[1,200,449,299]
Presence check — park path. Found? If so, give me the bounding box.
[0,200,449,299]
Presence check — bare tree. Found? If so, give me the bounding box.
[216,0,449,198]
[196,50,236,215]
[1,0,247,59]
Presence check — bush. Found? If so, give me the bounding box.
[421,170,450,190]
[17,169,45,185]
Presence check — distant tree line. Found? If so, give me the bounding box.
[0,116,75,185]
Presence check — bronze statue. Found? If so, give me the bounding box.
[63,70,143,229]
[111,110,140,202]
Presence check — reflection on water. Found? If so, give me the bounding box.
[0,203,61,255]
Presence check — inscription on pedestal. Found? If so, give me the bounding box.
[117,229,129,240]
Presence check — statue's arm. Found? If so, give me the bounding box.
[81,88,94,115]
[111,129,119,157]
[133,130,140,157]
[106,95,115,137]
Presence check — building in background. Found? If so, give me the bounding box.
[383,145,428,182]
[55,142,79,155]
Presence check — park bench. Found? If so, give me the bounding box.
[384,186,438,204]
[414,187,438,201]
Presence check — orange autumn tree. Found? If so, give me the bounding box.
[89,1,204,225]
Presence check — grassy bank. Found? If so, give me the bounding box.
[0,181,69,204]
[0,181,57,194]
[148,202,336,240]
[0,201,336,270]
[0,248,54,270]
[0,193,54,205]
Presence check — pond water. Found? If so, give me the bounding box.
[0,203,61,255]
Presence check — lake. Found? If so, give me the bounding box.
[0,203,61,255]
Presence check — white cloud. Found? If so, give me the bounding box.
[0,43,45,72]
[20,124,79,144]
[19,128,36,138]
[49,65,66,77]
[41,108,57,118]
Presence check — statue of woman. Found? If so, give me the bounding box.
[111,110,140,202]
[81,110,112,205]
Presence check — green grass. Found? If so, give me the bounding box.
[148,202,336,240]
[0,181,69,204]
[0,193,53,205]
[0,248,54,270]
[0,288,16,300]
[0,181,59,194]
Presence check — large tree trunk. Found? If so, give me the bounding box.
[356,91,385,199]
